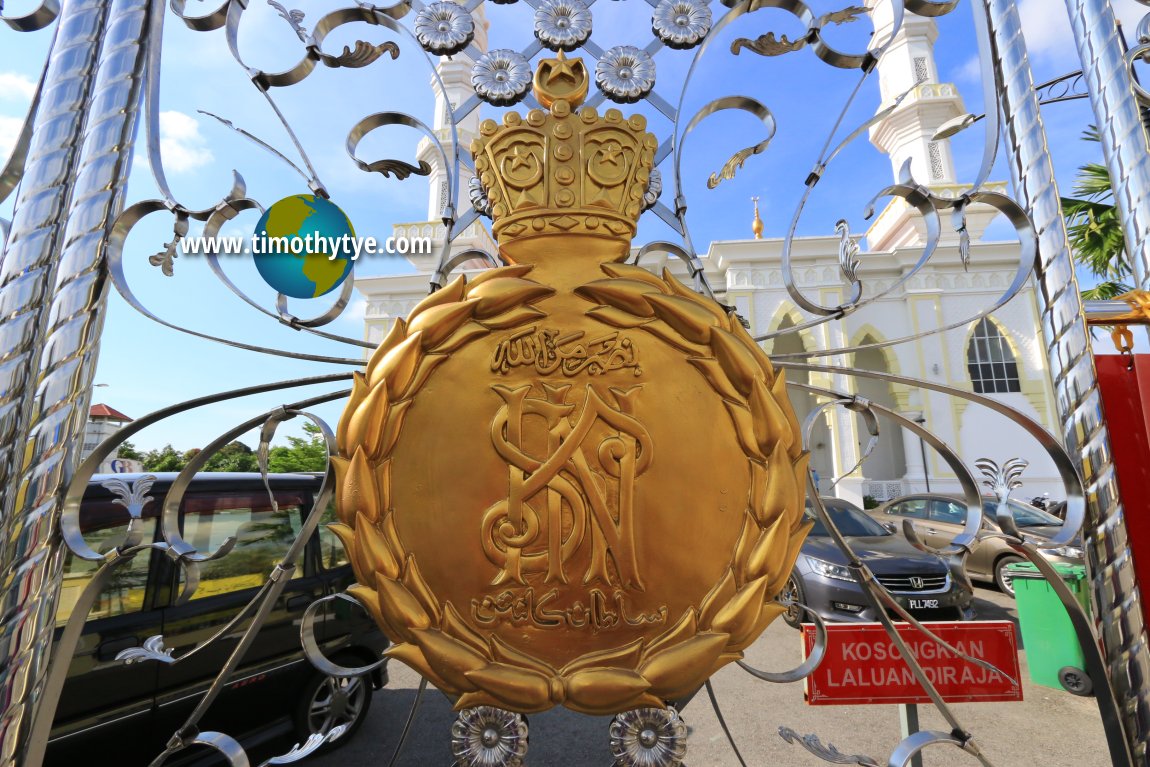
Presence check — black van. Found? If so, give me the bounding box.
[46,473,388,766]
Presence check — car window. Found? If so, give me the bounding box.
[317,498,349,569]
[929,500,967,524]
[981,499,1064,528]
[180,491,308,600]
[886,499,928,519]
[1008,501,1062,527]
[804,503,892,537]
[56,498,158,626]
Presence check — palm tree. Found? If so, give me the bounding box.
[1061,127,1133,300]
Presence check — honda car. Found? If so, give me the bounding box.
[781,497,974,628]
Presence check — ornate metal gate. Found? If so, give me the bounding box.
[3,0,1150,764]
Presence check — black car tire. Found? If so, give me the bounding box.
[994,555,1024,597]
[781,574,805,629]
[294,664,373,755]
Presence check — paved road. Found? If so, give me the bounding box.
[309,586,1110,767]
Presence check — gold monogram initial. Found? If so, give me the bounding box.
[481,384,652,590]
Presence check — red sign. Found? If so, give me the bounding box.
[801,621,1022,705]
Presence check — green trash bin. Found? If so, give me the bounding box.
[1006,561,1091,695]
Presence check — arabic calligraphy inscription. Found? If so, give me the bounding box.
[491,326,642,376]
[472,587,668,632]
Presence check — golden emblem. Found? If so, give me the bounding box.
[332,54,811,715]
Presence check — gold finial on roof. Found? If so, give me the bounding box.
[752,196,763,239]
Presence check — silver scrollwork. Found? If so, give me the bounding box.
[834,218,861,287]
[728,3,878,69]
[267,0,308,42]
[730,31,805,57]
[975,457,1028,504]
[116,635,177,665]
[451,706,529,767]
[642,167,662,212]
[739,597,830,684]
[470,175,494,218]
[0,0,58,31]
[96,475,155,550]
[266,724,348,765]
[778,727,879,766]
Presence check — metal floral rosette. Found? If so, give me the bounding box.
[332,54,810,716]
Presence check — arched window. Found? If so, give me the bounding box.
[967,318,1021,394]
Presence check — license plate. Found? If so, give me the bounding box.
[909,599,940,609]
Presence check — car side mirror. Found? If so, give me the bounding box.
[883,522,897,533]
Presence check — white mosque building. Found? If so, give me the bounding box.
[354,3,1064,506]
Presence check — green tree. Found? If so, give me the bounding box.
[142,444,187,471]
[267,422,328,473]
[135,427,327,474]
[203,441,259,472]
[117,440,145,461]
[1061,127,1132,300]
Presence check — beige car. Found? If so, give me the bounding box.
[869,494,1083,597]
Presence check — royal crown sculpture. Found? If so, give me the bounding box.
[332,52,811,716]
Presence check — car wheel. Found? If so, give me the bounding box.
[295,666,373,754]
[781,574,805,629]
[994,555,1024,598]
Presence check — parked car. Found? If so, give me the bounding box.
[869,493,1083,597]
[782,497,974,628]
[46,473,388,767]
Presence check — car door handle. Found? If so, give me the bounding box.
[286,594,314,612]
[926,528,939,534]
[96,636,139,661]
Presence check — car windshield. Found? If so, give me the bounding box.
[803,501,891,537]
[981,500,1063,528]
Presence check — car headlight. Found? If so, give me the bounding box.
[1039,545,1083,559]
[805,556,855,582]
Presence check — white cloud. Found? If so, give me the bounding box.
[0,72,35,103]
[1015,0,1072,56]
[1018,0,1146,58]
[159,110,213,172]
[343,299,368,323]
[955,55,982,84]
[0,74,34,159]
[220,224,249,241]
[0,115,22,159]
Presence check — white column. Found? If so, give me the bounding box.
[820,289,864,505]
[900,408,927,494]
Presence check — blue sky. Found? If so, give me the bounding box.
[0,0,1145,452]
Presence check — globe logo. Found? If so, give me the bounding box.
[252,195,356,299]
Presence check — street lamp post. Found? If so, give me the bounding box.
[914,414,930,492]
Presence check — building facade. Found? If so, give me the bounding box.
[82,404,143,473]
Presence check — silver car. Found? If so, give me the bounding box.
[869,494,1083,596]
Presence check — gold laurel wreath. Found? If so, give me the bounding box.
[331,262,810,715]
